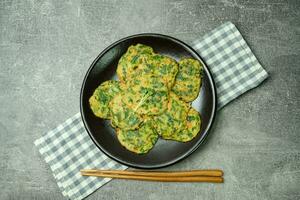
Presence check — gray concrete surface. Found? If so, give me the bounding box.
[0,0,299,199]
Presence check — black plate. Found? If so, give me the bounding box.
[80,34,217,169]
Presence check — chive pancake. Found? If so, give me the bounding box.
[123,74,169,115]
[116,44,154,83]
[172,58,203,102]
[153,92,190,139]
[116,120,159,154]
[165,107,201,142]
[89,80,121,119]
[109,93,142,130]
[148,54,179,89]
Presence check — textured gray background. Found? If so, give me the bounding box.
[0,0,299,199]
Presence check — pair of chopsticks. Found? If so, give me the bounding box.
[80,169,224,183]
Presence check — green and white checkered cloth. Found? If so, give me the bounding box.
[34,22,268,200]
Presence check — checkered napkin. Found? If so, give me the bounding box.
[34,22,268,200]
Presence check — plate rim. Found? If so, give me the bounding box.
[80,33,217,169]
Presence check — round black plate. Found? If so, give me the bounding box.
[80,34,217,169]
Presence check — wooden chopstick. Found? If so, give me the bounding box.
[81,172,223,182]
[80,169,224,183]
[81,169,223,177]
